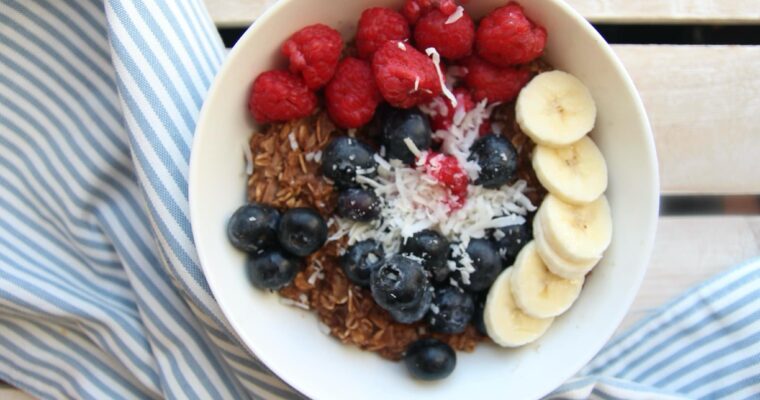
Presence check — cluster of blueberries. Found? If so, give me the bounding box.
[228,105,530,380]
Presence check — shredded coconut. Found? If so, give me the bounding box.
[397,42,406,51]
[445,6,464,24]
[425,47,457,108]
[288,132,299,151]
[242,142,254,175]
[279,297,309,310]
[403,138,422,158]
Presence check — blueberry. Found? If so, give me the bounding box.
[227,203,280,252]
[388,286,433,324]
[472,292,488,336]
[427,287,475,334]
[340,239,384,287]
[493,222,531,266]
[277,208,328,257]
[321,136,377,188]
[336,188,382,221]
[247,250,304,290]
[381,107,432,165]
[401,230,450,283]
[468,134,518,188]
[370,255,430,311]
[454,239,503,292]
[404,339,456,381]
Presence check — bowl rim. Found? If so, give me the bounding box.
[189,0,660,398]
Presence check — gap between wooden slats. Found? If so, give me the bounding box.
[205,0,760,26]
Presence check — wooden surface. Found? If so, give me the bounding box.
[614,45,760,195]
[617,216,760,332]
[205,0,760,25]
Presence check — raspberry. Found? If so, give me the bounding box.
[428,88,474,131]
[422,152,468,210]
[356,8,410,60]
[282,24,343,90]
[326,58,382,129]
[413,9,474,60]
[248,70,317,123]
[476,2,547,67]
[461,55,532,102]
[372,40,442,109]
[402,0,460,24]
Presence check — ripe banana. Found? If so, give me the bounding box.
[484,268,554,347]
[516,70,596,148]
[539,194,612,263]
[510,242,584,318]
[532,136,608,205]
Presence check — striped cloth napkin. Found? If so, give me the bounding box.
[1,1,757,399]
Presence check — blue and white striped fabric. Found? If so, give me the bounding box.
[0,1,757,399]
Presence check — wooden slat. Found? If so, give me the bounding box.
[205,0,760,26]
[0,385,36,400]
[614,45,760,195]
[617,216,760,332]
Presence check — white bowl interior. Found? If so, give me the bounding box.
[190,0,659,398]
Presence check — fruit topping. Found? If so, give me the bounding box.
[336,187,382,221]
[370,254,431,312]
[227,203,280,252]
[476,2,547,67]
[401,0,459,24]
[321,136,378,187]
[516,70,597,147]
[282,24,344,90]
[248,70,317,123]
[453,238,502,292]
[510,242,583,319]
[403,338,456,380]
[372,40,442,108]
[340,239,385,287]
[461,55,532,102]
[277,208,328,257]
[532,136,608,205]
[468,133,518,188]
[492,222,531,266]
[326,57,382,128]
[247,249,304,290]
[484,268,553,347]
[413,9,475,60]
[401,229,451,282]
[380,107,433,164]
[357,7,411,60]
[427,286,474,334]
[420,152,469,209]
[427,87,475,132]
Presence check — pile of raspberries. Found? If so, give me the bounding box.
[249,1,547,129]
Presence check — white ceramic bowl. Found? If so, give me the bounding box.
[190,0,659,398]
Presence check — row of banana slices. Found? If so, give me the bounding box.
[484,70,613,347]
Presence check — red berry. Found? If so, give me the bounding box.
[372,40,442,109]
[422,152,468,210]
[414,9,474,60]
[402,0,461,24]
[476,2,547,67]
[461,55,532,102]
[281,24,343,90]
[428,88,474,131]
[326,58,382,129]
[356,8,410,60]
[248,70,317,123]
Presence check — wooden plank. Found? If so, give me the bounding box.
[614,45,760,195]
[0,385,36,400]
[617,216,760,333]
[205,0,760,26]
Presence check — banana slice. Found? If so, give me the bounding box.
[510,242,584,318]
[532,136,608,205]
[484,268,554,347]
[534,215,599,279]
[539,194,612,263]
[516,70,597,147]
